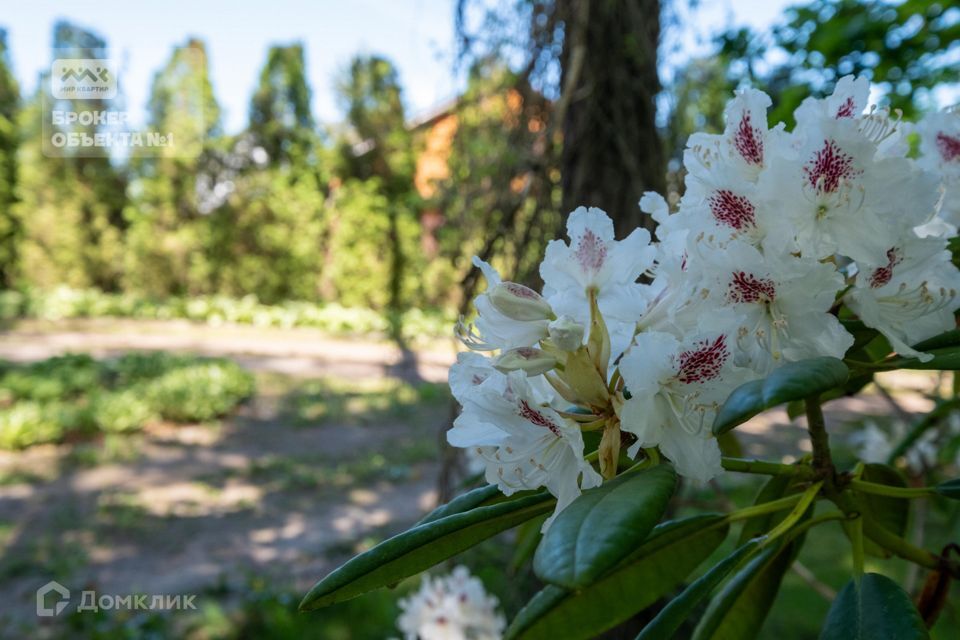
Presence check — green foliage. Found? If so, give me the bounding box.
[249,43,316,165]
[714,357,850,434]
[692,538,803,640]
[532,464,677,588]
[636,540,763,640]
[718,0,958,125]
[0,351,253,448]
[0,29,19,289]
[819,573,929,640]
[934,478,960,501]
[145,360,254,422]
[89,390,157,433]
[855,464,910,558]
[0,401,74,448]
[508,515,729,640]
[3,286,452,340]
[300,490,554,611]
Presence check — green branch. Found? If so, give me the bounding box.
[721,457,815,479]
[726,494,805,523]
[850,479,936,499]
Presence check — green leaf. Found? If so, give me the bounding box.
[852,464,909,559]
[934,478,960,500]
[713,380,765,436]
[415,484,501,526]
[761,357,849,406]
[895,347,960,370]
[533,464,677,588]
[692,538,802,640]
[714,358,849,435]
[507,515,729,640]
[737,475,793,546]
[635,540,761,640]
[819,573,929,640]
[299,491,554,611]
[912,329,960,352]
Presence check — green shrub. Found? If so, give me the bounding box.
[146,361,254,422]
[3,286,454,341]
[0,353,102,402]
[105,351,195,387]
[91,390,157,433]
[0,352,255,448]
[0,401,71,448]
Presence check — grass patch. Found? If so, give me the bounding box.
[0,352,254,449]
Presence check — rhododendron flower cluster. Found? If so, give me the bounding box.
[396,566,505,640]
[449,76,960,529]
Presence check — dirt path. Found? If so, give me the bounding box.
[0,318,458,383]
[0,320,456,630]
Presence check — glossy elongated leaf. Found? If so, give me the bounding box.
[533,464,677,588]
[507,515,729,640]
[934,478,960,500]
[714,358,849,434]
[416,484,502,526]
[889,346,960,370]
[635,540,761,640]
[819,573,928,640]
[853,464,909,558]
[713,380,765,436]
[761,357,849,406]
[300,491,553,611]
[786,373,874,419]
[692,538,802,640]
[912,329,960,352]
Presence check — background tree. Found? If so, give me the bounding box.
[0,30,19,289]
[15,21,127,290]
[334,55,418,319]
[124,38,221,297]
[557,0,665,236]
[249,43,317,168]
[718,0,959,126]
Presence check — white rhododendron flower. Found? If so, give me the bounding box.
[689,240,853,373]
[448,355,601,530]
[396,566,505,640]
[446,75,960,526]
[618,331,750,482]
[915,109,960,226]
[845,233,960,361]
[541,206,656,363]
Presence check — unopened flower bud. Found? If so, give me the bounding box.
[493,347,559,376]
[488,282,553,321]
[548,315,585,351]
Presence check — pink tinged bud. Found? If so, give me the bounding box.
[488,282,553,321]
[493,347,559,376]
[548,315,585,351]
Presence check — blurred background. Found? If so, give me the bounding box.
[0,0,957,638]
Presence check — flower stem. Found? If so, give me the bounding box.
[761,481,824,548]
[804,396,834,479]
[726,494,805,523]
[721,457,815,479]
[850,479,936,499]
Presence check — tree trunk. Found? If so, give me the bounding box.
[559,0,665,237]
